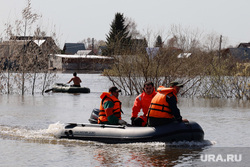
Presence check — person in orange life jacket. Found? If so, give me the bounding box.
[98,86,127,125]
[131,81,157,126]
[147,81,188,127]
[67,72,82,87]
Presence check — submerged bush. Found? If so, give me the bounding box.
[103,46,250,99]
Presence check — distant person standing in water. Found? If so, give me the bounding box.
[68,72,82,87]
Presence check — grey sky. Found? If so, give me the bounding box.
[1,0,250,48]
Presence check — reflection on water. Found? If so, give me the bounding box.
[0,118,214,166]
[0,122,213,167]
[92,142,213,167]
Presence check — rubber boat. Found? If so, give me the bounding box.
[52,83,90,93]
[57,109,204,144]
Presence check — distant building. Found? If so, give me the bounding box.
[223,48,250,61]
[222,42,250,61]
[146,47,159,58]
[76,50,92,55]
[146,47,184,59]
[49,54,113,72]
[238,42,250,48]
[9,36,60,54]
[98,46,107,55]
[63,43,86,54]
[177,53,192,58]
[0,36,60,70]
[0,40,37,70]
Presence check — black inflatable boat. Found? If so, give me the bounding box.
[52,83,90,93]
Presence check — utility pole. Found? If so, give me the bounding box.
[219,35,222,52]
[218,35,222,67]
[22,19,28,95]
[92,38,94,54]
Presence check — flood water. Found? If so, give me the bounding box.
[0,73,250,167]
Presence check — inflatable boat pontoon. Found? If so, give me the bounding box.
[52,83,90,93]
[57,109,204,144]
[58,121,204,144]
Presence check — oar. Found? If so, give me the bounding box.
[44,88,53,93]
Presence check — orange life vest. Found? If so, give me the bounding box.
[98,92,122,124]
[147,86,177,119]
[132,89,157,117]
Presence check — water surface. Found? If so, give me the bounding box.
[0,74,249,166]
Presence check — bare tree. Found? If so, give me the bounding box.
[103,24,250,99]
[125,17,142,39]
[0,0,59,95]
[168,25,203,52]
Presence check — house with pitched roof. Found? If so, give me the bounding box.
[48,53,113,72]
[0,36,60,70]
[9,36,60,54]
[50,43,111,72]
[238,42,250,48]
[222,42,250,61]
[63,43,86,54]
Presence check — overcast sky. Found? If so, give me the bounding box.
[1,0,250,48]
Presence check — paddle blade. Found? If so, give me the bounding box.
[45,89,53,93]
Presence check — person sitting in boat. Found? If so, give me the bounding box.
[147,81,188,127]
[67,72,82,87]
[131,81,157,126]
[98,86,127,125]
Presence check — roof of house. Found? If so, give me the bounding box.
[63,43,86,54]
[10,36,52,40]
[177,53,192,58]
[8,36,61,53]
[238,42,250,48]
[52,54,113,59]
[76,50,92,55]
